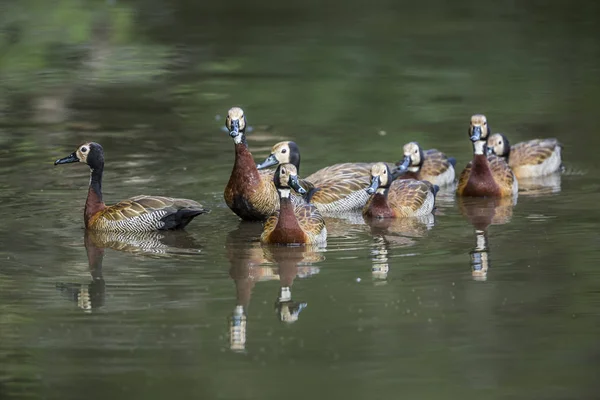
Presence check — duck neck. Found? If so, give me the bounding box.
[367,188,394,218]
[502,145,511,161]
[472,140,487,156]
[233,134,260,182]
[85,166,106,226]
[276,191,302,232]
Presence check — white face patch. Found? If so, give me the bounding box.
[279,188,291,198]
[233,134,243,144]
[376,188,386,195]
[473,140,486,155]
[408,166,419,173]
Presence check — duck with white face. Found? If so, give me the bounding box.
[363,162,438,219]
[456,114,518,198]
[393,141,456,186]
[486,132,563,179]
[257,140,387,214]
[223,107,291,222]
[54,142,208,231]
[261,163,327,246]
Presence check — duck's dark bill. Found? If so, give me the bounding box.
[54,153,79,165]
[470,126,482,142]
[396,156,411,172]
[366,176,380,194]
[257,154,279,169]
[229,119,240,136]
[288,175,307,195]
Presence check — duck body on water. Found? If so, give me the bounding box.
[54,142,209,232]
[53,108,564,245]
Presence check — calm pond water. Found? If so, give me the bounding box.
[1,1,600,399]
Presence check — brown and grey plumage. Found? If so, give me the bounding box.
[362,163,438,219]
[393,142,456,186]
[256,141,384,213]
[223,108,307,221]
[54,142,208,231]
[261,164,327,245]
[486,133,563,179]
[456,115,518,198]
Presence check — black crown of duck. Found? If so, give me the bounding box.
[55,142,208,231]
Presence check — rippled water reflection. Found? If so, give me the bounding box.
[2,0,600,399]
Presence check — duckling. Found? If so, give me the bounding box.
[261,164,327,245]
[393,141,456,186]
[457,115,518,198]
[256,140,376,213]
[54,142,208,231]
[486,133,563,179]
[362,163,438,219]
[224,107,296,221]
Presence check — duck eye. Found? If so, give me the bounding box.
[281,149,287,154]
[81,147,87,153]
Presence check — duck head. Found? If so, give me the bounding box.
[395,141,424,173]
[469,114,491,155]
[225,107,247,144]
[273,163,307,198]
[55,142,104,170]
[366,162,393,195]
[486,133,510,158]
[257,141,301,171]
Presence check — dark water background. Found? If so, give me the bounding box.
[1,0,600,399]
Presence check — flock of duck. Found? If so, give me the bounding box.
[54,107,563,246]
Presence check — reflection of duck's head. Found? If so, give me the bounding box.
[229,305,247,352]
[371,235,390,280]
[458,196,514,230]
[470,230,489,281]
[275,286,307,323]
[276,300,307,323]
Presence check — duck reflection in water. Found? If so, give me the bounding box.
[56,230,203,311]
[56,231,106,312]
[458,197,514,281]
[226,223,323,352]
[365,215,435,281]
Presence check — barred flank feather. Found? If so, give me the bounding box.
[91,196,208,232]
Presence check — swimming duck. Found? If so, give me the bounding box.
[256,140,376,213]
[54,142,208,231]
[456,115,518,198]
[393,141,456,186]
[486,133,563,179]
[224,107,294,221]
[362,163,438,219]
[261,163,327,245]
